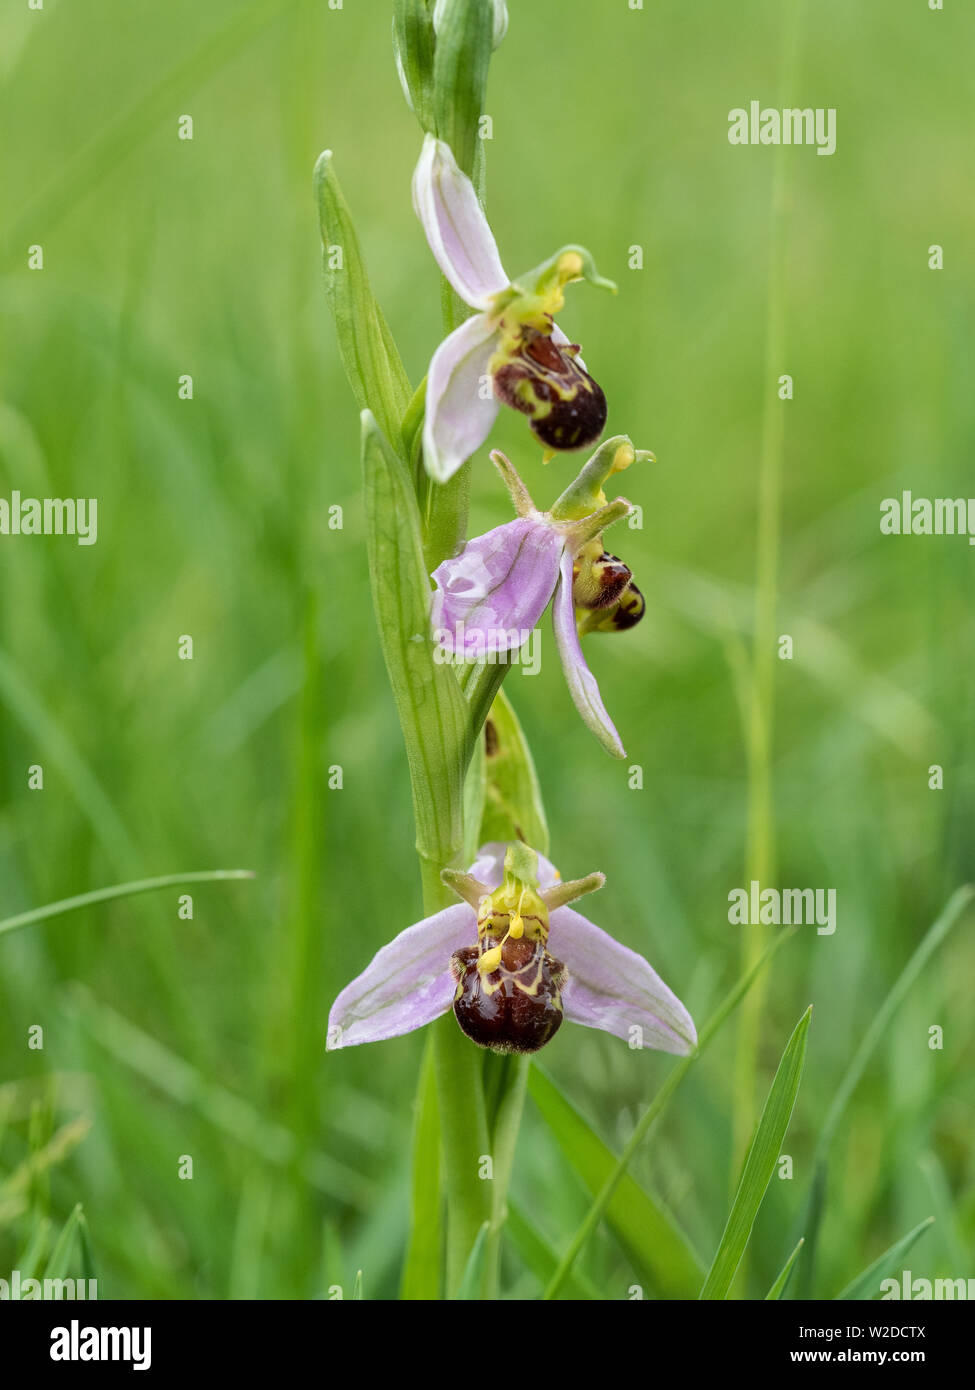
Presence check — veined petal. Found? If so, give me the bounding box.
[327,904,473,1049]
[552,551,626,758]
[431,517,564,658]
[423,312,500,483]
[412,134,509,308]
[553,907,697,1055]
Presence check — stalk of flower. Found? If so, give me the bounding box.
[430,438,650,758]
[328,842,697,1057]
[413,134,617,482]
[317,1,699,1299]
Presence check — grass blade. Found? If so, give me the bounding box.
[0,870,254,940]
[700,1005,812,1300]
[765,1238,804,1299]
[798,885,974,1296]
[819,887,974,1153]
[400,1039,442,1300]
[528,1067,703,1298]
[43,1203,94,1282]
[543,926,796,1299]
[454,1221,490,1301]
[506,1202,604,1301]
[361,411,470,868]
[833,1218,935,1301]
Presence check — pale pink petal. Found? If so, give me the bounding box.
[552,907,697,1055]
[423,311,500,482]
[431,517,563,658]
[412,134,509,308]
[552,551,625,758]
[327,904,474,1049]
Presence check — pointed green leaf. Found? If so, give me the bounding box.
[315,152,413,451]
[700,1006,812,1300]
[529,1067,704,1298]
[765,1238,804,1299]
[834,1217,935,1301]
[362,412,470,865]
[478,688,549,856]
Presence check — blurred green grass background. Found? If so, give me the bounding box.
[1,0,973,1298]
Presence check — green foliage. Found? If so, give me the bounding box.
[833,1218,934,1301]
[528,1067,703,1297]
[431,0,493,182]
[314,154,414,454]
[1,0,973,1302]
[700,1007,812,1299]
[765,1238,804,1300]
[361,411,470,866]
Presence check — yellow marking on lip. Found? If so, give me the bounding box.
[478,945,503,975]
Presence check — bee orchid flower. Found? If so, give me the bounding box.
[430,438,649,758]
[327,842,696,1057]
[412,134,615,482]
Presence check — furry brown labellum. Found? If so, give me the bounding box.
[573,550,633,611]
[450,934,567,1054]
[594,579,645,632]
[492,327,607,452]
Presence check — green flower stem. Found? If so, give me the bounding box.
[421,855,491,1295]
[404,0,520,1299]
[419,467,500,1293]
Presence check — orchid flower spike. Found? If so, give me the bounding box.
[412,134,616,483]
[327,842,696,1057]
[430,436,649,758]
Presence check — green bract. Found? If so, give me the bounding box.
[360,411,469,868]
[314,152,413,456]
